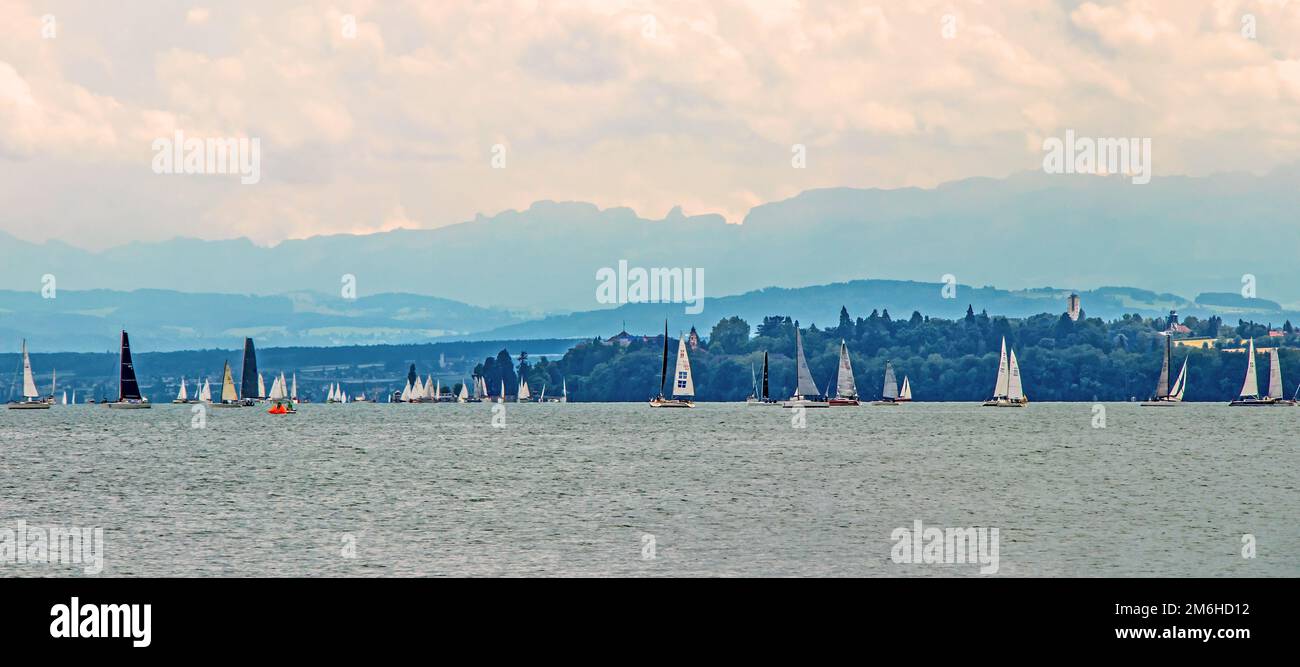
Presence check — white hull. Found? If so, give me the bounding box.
[649,398,694,408]
[7,401,51,410]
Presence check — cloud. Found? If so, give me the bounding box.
[1,0,1298,249]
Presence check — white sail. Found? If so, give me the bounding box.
[1169,359,1188,401]
[881,361,899,400]
[21,340,39,399]
[836,341,857,398]
[62,391,67,405]
[991,337,1009,399]
[499,379,505,403]
[177,377,189,401]
[269,373,287,400]
[673,337,695,397]
[220,363,239,402]
[458,381,469,401]
[257,373,266,399]
[1267,347,1283,399]
[433,378,440,400]
[518,376,531,401]
[899,376,912,400]
[561,378,568,402]
[51,370,56,398]
[793,328,819,397]
[200,379,212,402]
[291,374,298,401]
[400,381,411,402]
[1239,339,1259,398]
[71,390,76,404]
[1007,349,1024,401]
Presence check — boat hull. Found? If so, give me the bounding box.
[745,399,780,406]
[1140,399,1182,406]
[209,402,245,409]
[828,397,860,406]
[7,402,51,410]
[106,402,152,409]
[781,400,829,408]
[982,399,1027,407]
[870,400,903,406]
[648,398,694,408]
[1228,398,1293,406]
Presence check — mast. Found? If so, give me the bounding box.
[762,351,769,400]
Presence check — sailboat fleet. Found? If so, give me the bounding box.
[9,323,1300,412]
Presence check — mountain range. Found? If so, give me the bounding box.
[3,166,1299,316]
[1,280,1294,353]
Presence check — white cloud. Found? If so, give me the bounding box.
[1,0,1298,249]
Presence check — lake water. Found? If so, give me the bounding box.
[1,402,1295,577]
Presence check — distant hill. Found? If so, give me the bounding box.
[0,289,524,352]
[465,279,1296,340]
[3,166,1299,313]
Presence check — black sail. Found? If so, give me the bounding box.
[119,330,143,400]
[761,351,769,400]
[240,337,259,399]
[660,321,669,396]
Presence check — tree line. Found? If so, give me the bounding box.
[472,306,1299,402]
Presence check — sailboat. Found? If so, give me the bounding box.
[517,374,531,403]
[982,337,1027,407]
[211,362,244,408]
[782,327,828,408]
[173,376,190,404]
[105,331,151,409]
[8,339,51,409]
[257,373,266,401]
[290,374,302,403]
[267,372,296,414]
[538,384,546,402]
[829,340,860,406]
[47,370,57,405]
[498,379,505,404]
[1141,334,1187,406]
[560,378,568,403]
[872,360,904,406]
[239,338,260,404]
[71,389,77,405]
[458,380,469,403]
[199,378,212,403]
[649,322,695,407]
[746,352,778,405]
[897,376,913,402]
[1229,339,1290,406]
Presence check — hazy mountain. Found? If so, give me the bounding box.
[466,280,1300,341]
[3,167,1297,314]
[0,289,524,352]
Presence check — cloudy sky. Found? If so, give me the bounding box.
[2,0,1298,249]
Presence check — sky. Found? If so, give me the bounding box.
[2,0,1299,249]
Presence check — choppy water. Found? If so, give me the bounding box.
[0,402,1295,577]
